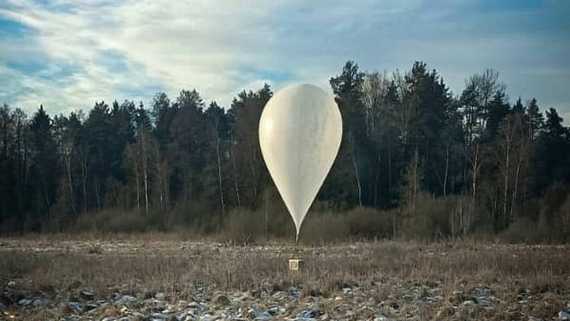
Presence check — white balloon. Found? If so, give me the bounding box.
[259,84,343,240]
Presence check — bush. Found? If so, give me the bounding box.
[559,195,570,234]
[298,211,350,245]
[219,208,267,245]
[500,188,570,244]
[399,193,452,242]
[74,208,148,233]
[346,207,393,239]
[167,200,221,233]
[221,207,352,245]
[447,195,473,238]
[500,219,562,244]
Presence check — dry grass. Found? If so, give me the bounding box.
[1,236,569,320]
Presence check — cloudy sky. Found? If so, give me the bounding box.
[1,0,569,120]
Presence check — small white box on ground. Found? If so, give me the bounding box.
[289,258,304,271]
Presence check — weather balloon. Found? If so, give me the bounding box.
[259,84,342,241]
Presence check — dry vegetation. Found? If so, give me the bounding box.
[52,192,570,246]
[1,235,570,320]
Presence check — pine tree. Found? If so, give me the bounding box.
[29,105,60,230]
[526,98,544,141]
[534,108,570,192]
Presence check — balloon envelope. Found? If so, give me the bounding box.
[259,84,342,240]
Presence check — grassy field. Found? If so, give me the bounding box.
[1,234,569,320]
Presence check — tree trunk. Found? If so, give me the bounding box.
[410,148,420,215]
[388,148,392,204]
[443,143,449,196]
[141,128,149,215]
[373,154,380,207]
[492,188,499,231]
[81,148,88,213]
[469,143,480,225]
[66,155,76,215]
[94,179,101,210]
[511,131,528,225]
[41,174,51,222]
[152,142,169,211]
[230,134,241,207]
[503,146,510,229]
[511,160,522,225]
[350,133,363,207]
[215,133,225,214]
[249,142,258,206]
[133,150,140,209]
[163,159,169,209]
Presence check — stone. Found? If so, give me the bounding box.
[18,298,32,306]
[477,299,493,307]
[68,301,84,314]
[374,313,389,321]
[81,289,95,301]
[212,294,230,306]
[150,312,169,320]
[250,307,272,320]
[461,300,477,307]
[268,306,285,315]
[84,303,98,311]
[298,309,317,318]
[342,283,358,293]
[32,298,49,306]
[115,295,136,305]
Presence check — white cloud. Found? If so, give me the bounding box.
[0,0,568,119]
[1,0,296,111]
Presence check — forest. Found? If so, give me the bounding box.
[1,61,570,242]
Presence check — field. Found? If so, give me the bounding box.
[1,234,570,320]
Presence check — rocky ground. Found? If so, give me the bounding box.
[1,236,570,320]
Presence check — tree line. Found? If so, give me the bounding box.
[1,61,569,239]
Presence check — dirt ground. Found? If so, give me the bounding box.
[1,235,569,320]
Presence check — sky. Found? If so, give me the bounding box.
[1,0,569,121]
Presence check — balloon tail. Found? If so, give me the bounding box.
[295,233,299,244]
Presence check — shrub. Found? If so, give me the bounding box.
[298,211,350,245]
[500,219,560,244]
[346,207,393,239]
[447,195,473,238]
[558,195,570,235]
[399,193,452,242]
[74,208,148,233]
[219,208,266,245]
[167,200,220,233]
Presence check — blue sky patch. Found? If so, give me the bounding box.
[6,60,44,74]
[477,0,544,12]
[258,70,292,82]
[246,69,293,83]
[120,84,166,102]
[0,18,30,38]
[102,51,130,74]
